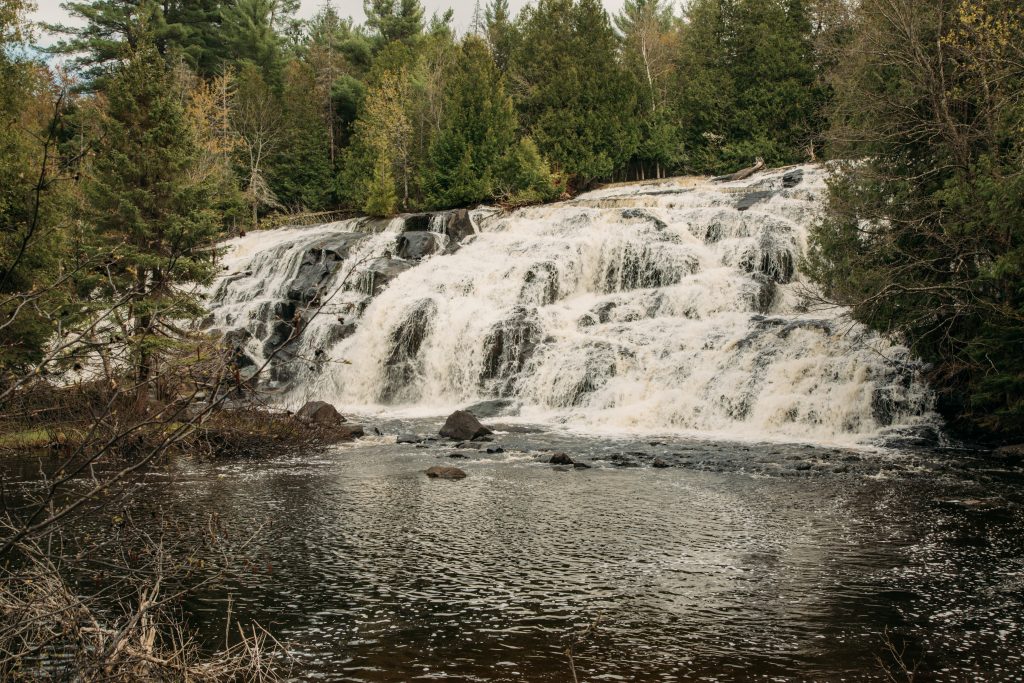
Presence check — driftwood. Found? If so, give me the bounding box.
[712,157,765,182]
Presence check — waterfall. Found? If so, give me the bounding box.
[204,166,937,445]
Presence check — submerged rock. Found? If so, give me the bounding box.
[439,410,493,441]
[397,433,423,444]
[549,452,574,465]
[463,398,519,418]
[296,401,345,425]
[425,465,467,480]
[652,457,671,468]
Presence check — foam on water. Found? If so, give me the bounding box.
[206,166,938,445]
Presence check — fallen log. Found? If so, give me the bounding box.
[712,157,765,183]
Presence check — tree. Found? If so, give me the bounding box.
[340,68,413,214]
[364,0,424,45]
[219,0,291,83]
[512,0,640,185]
[674,0,825,172]
[270,59,334,210]
[483,0,516,72]
[82,40,222,389]
[1,0,76,371]
[230,63,283,229]
[806,0,1024,440]
[615,0,682,178]
[423,37,516,207]
[44,0,229,83]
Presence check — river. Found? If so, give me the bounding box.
[18,416,1013,681]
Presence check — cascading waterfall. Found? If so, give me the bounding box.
[204,166,937,444]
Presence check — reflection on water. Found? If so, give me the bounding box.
[8,420,1024,681]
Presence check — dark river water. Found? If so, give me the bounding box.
[7,419,1024,681]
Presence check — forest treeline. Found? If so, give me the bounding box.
[1,0,1023,440]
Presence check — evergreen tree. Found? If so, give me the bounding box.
[219,0,291,83]
[423,36,517,207]
[82,40,222,386]
[364,0,424,44]
[675,0,824,172]
[512,0,640,185]
[614,0,682,178]
[807,0,1024,440]
[483,0,515,71]
[45,0,228,82]
[270,59,334,210]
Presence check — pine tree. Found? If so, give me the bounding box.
[364,0,424,45]
[423,36,516,207]
[44,0,229,83]
[512,0,640,185]
[483,0,515,71]
[270,59,334,210]
[82,40,222,387]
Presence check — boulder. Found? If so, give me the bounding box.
[439,410,493,441]
[396,231,440,260]
[549,452,574,465]
[397,433,423,444]
[426,465,467,480]
[782,168,804,188]
[296,400,346,425]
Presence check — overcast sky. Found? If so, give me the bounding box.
[30,0,629,39]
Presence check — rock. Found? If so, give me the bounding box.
[782,168,804,188]
[473,435,494,442]
[359,257,415,296]
[736,190,775,211]
[572,462,592,469]
[397,433,423,444]
[486,446,504,454]
[792,462,813,471]
[652,457,671,468]
[396,231,440,260]
[296,400,346,425]
[463,398,520,418]
[426,465,467,480]
[549,452,574,465]
[439,410,493,441]
[448,452,469,459]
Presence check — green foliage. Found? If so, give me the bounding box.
[494,137,564,206]
[270,60,334,210]
[81,40,223,380]
[423,37,517,208]
[512,0,641,185]
[807,0,1024,440]
[363,152,398,216]
[364,0,424,45]
[675,0,825,173]
[45,0,229,83]
[0,11,72,371]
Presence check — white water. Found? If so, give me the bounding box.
[205,166,937,445]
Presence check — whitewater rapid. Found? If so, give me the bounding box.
[205,165,937,445]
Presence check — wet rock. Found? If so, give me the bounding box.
[573,462,592,469]
[549,452,574,465]
[473,435,494,442]
[380,299,436,403]
[397,433,423,444]
[464,399,519,418]
[782,168,804,188]
[935,498,1009,513]
[480,307,541,394]
[736,190,775,211]
[396,231,440,260]
[608,453,640,467]
[448,452,470,459]
[425,465,467,480]
[621,208,668,230]
[360,257,415,296]
[486,446,505,454]
[296,400,346,425]
[652,457,671,468]
[439,410,493,441]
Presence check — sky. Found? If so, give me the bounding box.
[30,0,629,39]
